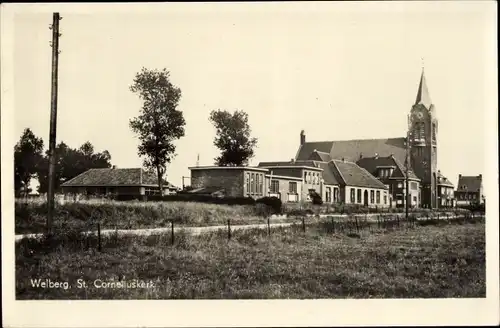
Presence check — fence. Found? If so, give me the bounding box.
[20,210,485,254]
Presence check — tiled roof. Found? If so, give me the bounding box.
[437,172,454,187]
[316,161,339,185]
[61,168,175,188]
[296,138,407,168]
[457,175,482,192]
[308,150,332,162]
[330,160,388,189]
[295,141,334,162]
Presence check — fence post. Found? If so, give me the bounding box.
[267,216,271,236]
[170,220,175,245]
[228,219,231,240]
[302,216,306,233]
[331,216,335,234]
[97,223,102,252]
[355,215,360,233]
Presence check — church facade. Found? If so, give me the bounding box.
[294,69,454,209]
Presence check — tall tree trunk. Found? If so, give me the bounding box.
[157,165,163,196]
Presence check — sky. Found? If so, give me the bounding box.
[9,2,497,191]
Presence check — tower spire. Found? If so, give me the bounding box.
[415,63,432,109]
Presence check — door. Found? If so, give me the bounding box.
[363,190,369,206]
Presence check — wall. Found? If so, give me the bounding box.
[266,176,303,203]
[343,186,390,208]
[191,169,245,197]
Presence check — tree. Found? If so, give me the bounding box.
[14,128,44,197]
[14,128,43,196]
[129,67,186,195]
[209,109,258,166]
[37,141,112,193]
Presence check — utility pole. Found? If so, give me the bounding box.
[405,114,411,220]
[46,12,62,236]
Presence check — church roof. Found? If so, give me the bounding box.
[415,69,432,109]
[437,171,454,187]
[296,137,408,167]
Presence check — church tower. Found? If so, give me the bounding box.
[409,68,438,208]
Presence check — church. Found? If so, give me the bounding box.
[189,68,455,209]
[293,68,454,209]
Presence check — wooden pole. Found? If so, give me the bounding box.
[46,12,62,236]
[97,223,101,252]
[227,219,231,240]
[171,220,175,245]
[267,216,271,236]
[301,216,306,233]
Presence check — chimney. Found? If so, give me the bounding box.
[390,153,394,158]
[300,130,305,145]
[291,158,295,163]
[374,153,379,159]
[359,153,363,159]
[478,174,482,179]
[342,157,345,162]
[459,174,462,178]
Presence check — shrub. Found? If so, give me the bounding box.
[255,196,282,215]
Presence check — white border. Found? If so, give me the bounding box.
[2,2,499,327]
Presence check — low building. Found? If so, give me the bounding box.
[60,167,177,197]
[356,154,421,208]
[437,171,455,208]
[455,174,483,206]
[329,159,390,208]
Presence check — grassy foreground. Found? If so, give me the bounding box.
[15,198,270,234]
[16,221,485,299]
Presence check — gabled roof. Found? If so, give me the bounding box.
[308,150,332,162]
[356,155,419,180]
[61,168,176,188]
[316,161,339,185]
[295,141,334,162]
[296,138,407,168]
[437,171,454,187]
[415,69,432,110]
[330,160,388,189]
[457,175,482,192]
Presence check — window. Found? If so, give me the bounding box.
[370,190,374,204]
[251,173,255,193]
[245,173,250,194]
[350,189,355,203]
[303,172,307,181]
[384,194,387,205]
[326,187,332,203]
[357,189,362,204]
[376,191,380,204]
[270,180,279,193]
[289,182,297,194]
[432,123,436,142]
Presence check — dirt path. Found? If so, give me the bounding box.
[15,213,482,242]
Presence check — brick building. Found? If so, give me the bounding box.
[455,174,483,206]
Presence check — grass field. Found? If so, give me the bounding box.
[16,220,485,299]
[15,198,270,234]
